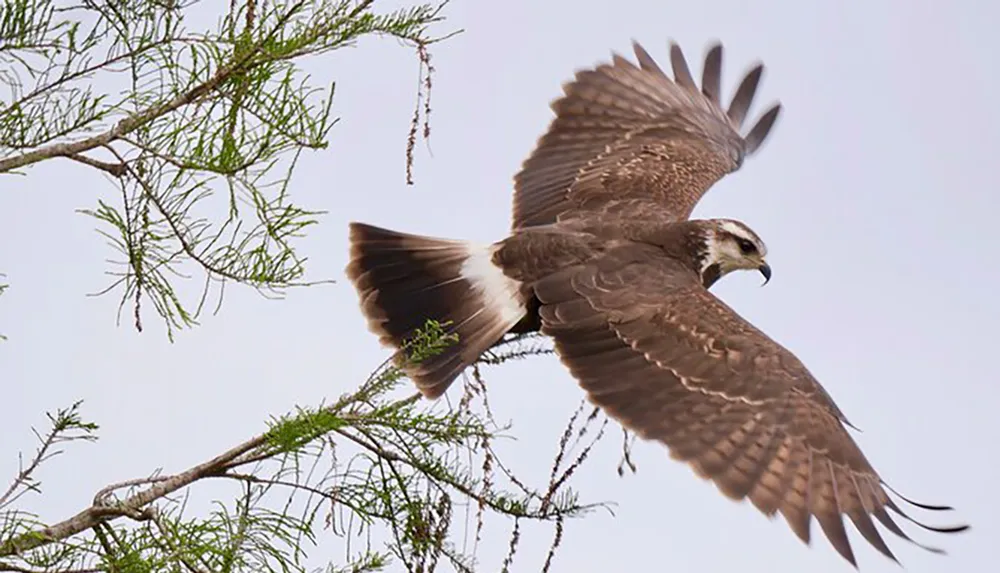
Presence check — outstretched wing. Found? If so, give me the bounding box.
[512,40,781,230]
[532,248,967,566]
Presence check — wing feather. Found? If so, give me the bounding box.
[669,43,698,91]
[727,63,764,128]
[701,43,723,104]
[512,40,782,229]
[749,435,799,515]
[632,41,667,77]
[814,459,857,566]
[533,251,968,565]
[718,418,781,499]
[744,104,782,155]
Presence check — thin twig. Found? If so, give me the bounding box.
[64,152,126,177]
[1,418,78,510]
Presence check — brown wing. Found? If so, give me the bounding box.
[512,41,781,230]
[532,248,968,566]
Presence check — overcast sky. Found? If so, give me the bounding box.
[2,1,997,571]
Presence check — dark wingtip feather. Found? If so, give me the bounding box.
[611,53,637,72]
[780,506,813,546]
[922,523,971,534]
[727,63,764,128]
[886,497,970,535]
[632,40,666,77]
[873,500,959,555]
[882,482,971,534]
[883,483,959,512]
[669,42,697,90]
[701,43,723,105]
[872,506,949,554]
[743,103,782,155]
[849,510,899,564]
[816,512,858,568]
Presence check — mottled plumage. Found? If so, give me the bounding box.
[512,42,780,229]
[345,40,967,567]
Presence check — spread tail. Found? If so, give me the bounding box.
[345,222,527,398]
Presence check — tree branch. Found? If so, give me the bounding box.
[0,564,103,573]
[0,434,267,556]
[0,389,426,557]
[64,152,126,177]
[0,1,305,175]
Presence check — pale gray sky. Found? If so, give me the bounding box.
[3,1,996,571]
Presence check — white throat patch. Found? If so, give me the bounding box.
[702,232,726,275]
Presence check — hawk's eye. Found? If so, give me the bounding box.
[737,238,757,254]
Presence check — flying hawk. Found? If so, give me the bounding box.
[345,40,967,566]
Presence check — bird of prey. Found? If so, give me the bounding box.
[345,40,967,566]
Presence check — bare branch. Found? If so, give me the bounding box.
[64,152,126,177]
[0,402,97,511]
[0,433,267,556]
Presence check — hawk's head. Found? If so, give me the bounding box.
[698,219,770,288]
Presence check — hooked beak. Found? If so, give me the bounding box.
[758,262,772,286]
